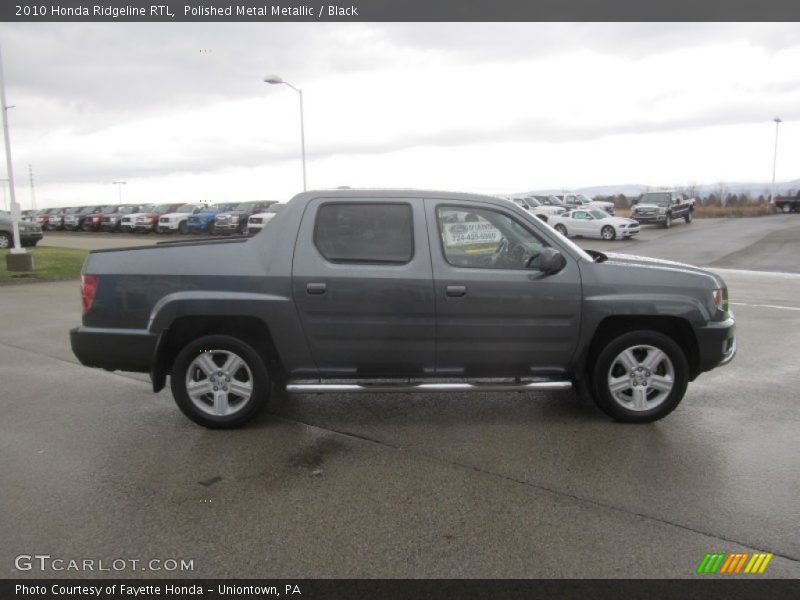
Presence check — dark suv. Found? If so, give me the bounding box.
[213,201,276,235]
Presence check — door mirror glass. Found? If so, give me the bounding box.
[537,247,567,275]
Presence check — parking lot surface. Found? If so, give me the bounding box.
[2,215,799,578]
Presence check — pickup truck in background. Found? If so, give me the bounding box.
[70,189,735,429]
[631,191,695,228]
[772,192,800,213]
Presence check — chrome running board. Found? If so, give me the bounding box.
[286,381,573,394]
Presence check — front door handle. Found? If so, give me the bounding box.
[446,285,467,297]
[306,282,327,295]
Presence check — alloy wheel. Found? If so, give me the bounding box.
[607,344,675,411]
[185,349,254,417]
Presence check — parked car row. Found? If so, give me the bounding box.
[21,201,284,236]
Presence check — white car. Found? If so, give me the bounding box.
[247,203,285,235]
[504,197,564,223]
[556,193,616,215]
[522,196,567,218]
[549,209,639,240]
[157,203,204,234]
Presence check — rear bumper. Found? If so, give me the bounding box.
[695,314,736,373]
[70,326,157,373]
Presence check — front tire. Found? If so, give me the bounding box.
[782,203,792,214]
[601,225,616,240]
[170,334,271,429]
[663,213,672,228]
[554,224,568,236]
[178,221,188,235]
[685,210,693,224]
[591,330,689,423]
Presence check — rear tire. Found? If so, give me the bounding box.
[178,221,188,235]
[171,334,271,429]
[554,224,568,236]
[591,330,689,423]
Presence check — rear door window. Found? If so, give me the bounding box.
[314,203,413,264]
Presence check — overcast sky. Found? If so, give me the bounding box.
[0,22,799,209]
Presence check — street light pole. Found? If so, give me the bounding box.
[0,43,25,256]
[264,75,307,192]
[770,117,782,204]
[112,180,127,204]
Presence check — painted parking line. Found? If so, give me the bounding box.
[730,302,800,312]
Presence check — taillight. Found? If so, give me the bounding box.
[81,275,99,313]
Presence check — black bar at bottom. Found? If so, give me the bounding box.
[3,579,800,600]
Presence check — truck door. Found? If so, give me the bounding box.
[426,199,582,378]
[292,196,436,378]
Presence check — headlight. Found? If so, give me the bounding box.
[712,288,728,312]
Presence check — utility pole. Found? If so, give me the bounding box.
[28,163,35,210]
[769,117,782,204]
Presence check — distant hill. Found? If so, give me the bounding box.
[517,179,800,199]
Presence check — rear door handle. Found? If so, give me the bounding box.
[446,285,467,297]
[306,282,327,295]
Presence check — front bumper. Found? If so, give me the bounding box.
[21,231,44,243]
[695,314,736,373]
[214,223,241,233]
[157,223,179,233]
[135,223,157,232]
[631,213,666,224]
[70,326,157,373]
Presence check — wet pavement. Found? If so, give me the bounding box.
[2,215,799,578]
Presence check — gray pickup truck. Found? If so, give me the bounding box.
[70,189,735,428]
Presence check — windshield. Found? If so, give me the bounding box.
[66,206,83,214]
[150,205,175,214]
[176,204,196,213]
[524,197,541,207]
[268,204,284,213]
[208,203,236,212]
[589,210,609,219]
[81,206,103,214]
[98,205,116,213]
[117,205,139,214]
[577,194,593,203]
[234,202,260,212]
[640,192,671,206]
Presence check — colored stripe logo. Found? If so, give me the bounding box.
[696,552,773,574]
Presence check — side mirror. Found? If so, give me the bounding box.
[536,247,567,275]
